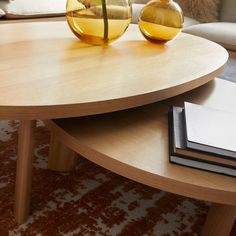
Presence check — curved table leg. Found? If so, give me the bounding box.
[48,133,77,172]
[201,203,236,236]
[14,120,36,224]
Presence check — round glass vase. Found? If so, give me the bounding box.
[138,0,183,43]
[66,0,132,45]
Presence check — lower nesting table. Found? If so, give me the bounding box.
[46,79,236,236]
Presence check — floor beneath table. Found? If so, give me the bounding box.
[0,120,235,235]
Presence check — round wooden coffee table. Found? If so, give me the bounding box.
[47,79,236,236]
[0,21,228,225]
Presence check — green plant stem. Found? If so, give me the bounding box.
[101,0,108,42]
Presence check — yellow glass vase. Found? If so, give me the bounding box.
[66,0,132,45]
[138,0,183,43]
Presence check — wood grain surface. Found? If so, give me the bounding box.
[0,22,228,119]
[46,79,236,206]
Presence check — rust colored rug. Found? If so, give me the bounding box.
[0,120,235,236]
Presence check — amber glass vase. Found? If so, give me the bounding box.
[66,0,132,45]
[139,0,183,43]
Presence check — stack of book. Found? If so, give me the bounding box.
[168,102,236,177]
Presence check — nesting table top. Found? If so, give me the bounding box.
[0,22,228,119]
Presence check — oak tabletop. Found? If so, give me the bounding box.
[0,22,228,119]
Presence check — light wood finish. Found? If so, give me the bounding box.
[0,22,227,120]
[14,120,36,224]
[46,79,236,206]
[0,22,228,224]
[48,134,77,172]
[201,203,236,236]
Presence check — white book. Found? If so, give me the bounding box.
[184,102,236,159]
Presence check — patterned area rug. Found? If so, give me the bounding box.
[0,120,236,235]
